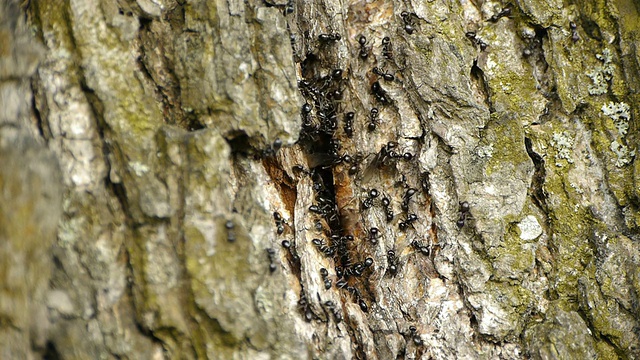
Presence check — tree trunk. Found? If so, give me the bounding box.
[1,0,639,358]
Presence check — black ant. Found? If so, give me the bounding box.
[312,238,335,256]
[457,201,471,228]
[326,138,342,160]
[266,0,295,15]
[382,196,394,221]
[382,36,393,60]
[358,299,369,312]
[368,108,379,131]
[399,213,418,231]
[225,220,236,242]
[401,11,416,34]
[346,285,359,296]
[570,22,580,42]
[274,211,285,235]
[320,268,332,289]
[378,141,399,166]
[384,145,413,162]
[420,172,431,195]
[284,0,294,14]
[262,138,283,157]
[387,250,399,275]
[347,258,373,277]
[266,248,277,273]
[318,33,341,42]
[409,326,423,345]
[373,67,395,81]
[395,174,408,188]
[371,81,389,103]
[367,227,380,244]
[309,204,323,214]
[411,239,430,256]
[298,291,314,322]
[364,257,374,267]
[362,188,379,209]
[273,138,283,152]
[361,141,401,181]
[324,300,343,323]
[292,164,309,176]
[344,112,354,137]
[358,35,369,59]
[347,153,363,175]
[465,31,488,51]
[401,188,417,212]
[336,153,352,166]
[488,6,512,22]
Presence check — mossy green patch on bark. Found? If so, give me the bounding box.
[517,0,565,27]
[594,339,619,360]
[524,303,598,359]
[185,218,252,285]
[486,222,537,282]
[545,25,587,113]
[580,235,640,355]
[484,114,532,178]
[478,21,547,125]
[546,198,593,304]
[486,68,543,121]
[578,273,628,347]
[182,219,260,358]
[582,104,635,206]
[470,281,534,340]
[529,126,594,305]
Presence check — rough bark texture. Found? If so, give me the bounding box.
[1,0,639,358]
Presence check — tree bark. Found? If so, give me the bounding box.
[1,0,639,358]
